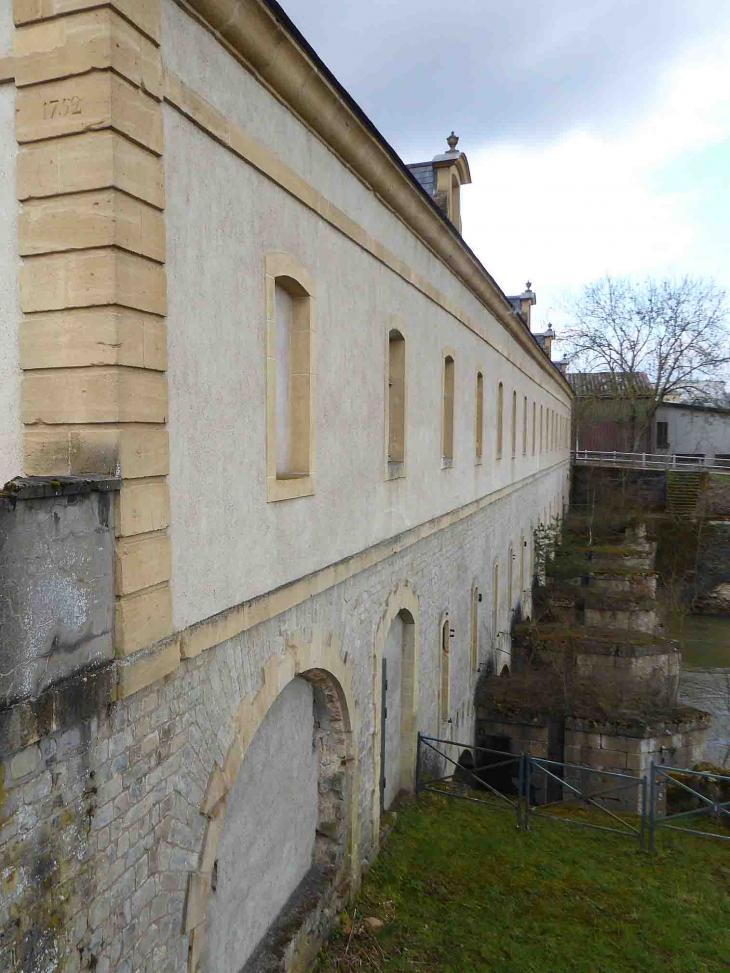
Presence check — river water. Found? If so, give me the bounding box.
[671,615,730,766]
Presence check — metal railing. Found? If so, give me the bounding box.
[415,733,730,851]
[416,733,524,823]
[648,764,730,850]
[571,449,730,472]
[525,756,646,844]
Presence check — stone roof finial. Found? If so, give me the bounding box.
[526,280,532,291]
[446,131,459,153]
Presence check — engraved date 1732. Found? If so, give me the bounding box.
[43,96,82,119]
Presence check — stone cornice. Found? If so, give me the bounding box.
[182,0,573,399]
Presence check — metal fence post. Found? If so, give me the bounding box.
[640,775,647,850]
[648,762,655,852]
[415,732,422,802]
[517,752,524,830]
[523,753,531,832]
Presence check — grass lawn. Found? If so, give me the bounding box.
[315,794,730,973]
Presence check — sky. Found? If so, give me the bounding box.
[283,0,730,337]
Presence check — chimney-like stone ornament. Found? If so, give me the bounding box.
[446,131,459,153]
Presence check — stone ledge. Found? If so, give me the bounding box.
[0,473,121,500]
[0,661,116,757]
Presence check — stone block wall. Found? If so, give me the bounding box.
[564,715,710,813]
[583,606,658,634]
[574,643,680,706]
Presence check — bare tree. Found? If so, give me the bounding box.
[564,276,730,450]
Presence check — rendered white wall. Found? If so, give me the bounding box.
[207,677,317,973]
[165,111,570,630]
[162,2,571,632]
[655,405,730,459]
[0,84,22,486]
[0,0,12,56]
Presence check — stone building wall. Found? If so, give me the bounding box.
[1,0,573,970]
[0,467,566,973]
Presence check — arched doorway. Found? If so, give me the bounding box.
[439,615,450,727]
[373,581,420,828]
[380,608,416,811]
[186,638,357,973]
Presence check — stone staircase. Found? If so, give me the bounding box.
[666,471,704,516]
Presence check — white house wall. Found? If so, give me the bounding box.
[162,37,570,632]
[655,405,730,460]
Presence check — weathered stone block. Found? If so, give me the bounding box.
[20,247,166,314]
[13,0,161,42]
[115,478,170,537]
[116,637,180,699]
[23,366,168,424]
[20,190,165,261]
[16,71,163,152]
[10,743,41,779]
[24,423,169,478]
[14,8,162,94]
[18,131,165,208]
[115,532,170,595]
[20,307,166,371]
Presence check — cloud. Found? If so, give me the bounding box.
[284,0,730,343]
[286,0,730,159]
[461,32,730,323]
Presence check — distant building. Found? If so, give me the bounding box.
[655,389,730,465]
[568,372,654,452]
[568,372,730,463]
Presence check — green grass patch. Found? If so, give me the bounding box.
[315,795,730,973]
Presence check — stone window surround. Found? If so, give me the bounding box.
[522,395,528,455]
[496,381,504,460]
[265,252,316,503]
[511,390,517,458]
[386,323,407,480]
[441,348,455,469]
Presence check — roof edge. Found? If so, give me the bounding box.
[182,0,572,397]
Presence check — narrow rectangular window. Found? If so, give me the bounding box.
[475,372,484,462]
[511,391,517,457]
[388,330,406,474]
[442,355,455,466]
[274,283,293,475]
[522,396,528,455]
[265,254,315,502]
[532,401,536,455]
[496,382,503,459]
[657,421,669,449]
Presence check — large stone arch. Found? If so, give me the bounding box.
[185,629,359,973]
[371,580,420,834]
